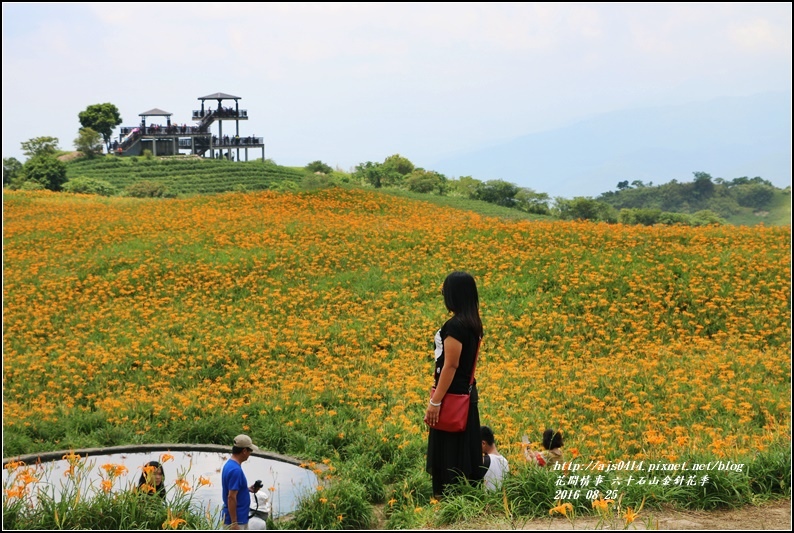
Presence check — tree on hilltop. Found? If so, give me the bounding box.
[21,136,60,159]
[78,103,122,152]
[74,127,103,158]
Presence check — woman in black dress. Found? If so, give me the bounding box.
[424,271,484,498]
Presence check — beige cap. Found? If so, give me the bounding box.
[233,434,259,450]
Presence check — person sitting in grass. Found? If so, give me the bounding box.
[524,428,564,467]
[480,425,510,491]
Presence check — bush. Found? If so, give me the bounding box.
[21,154,68,191]
[619,208,662,226]
[124,181,175,198]
[515,188,551,215]
[474,179,519,207]
[305,160,333,174]
[142,149,154,160]
[657,211,693,225]
[732,183,776,210]
[556,197,617,222]
[691,210,726,226]
[301,173,335,191]
[405,170,445,194]
[62,176,118,196]
[19,181,46,191]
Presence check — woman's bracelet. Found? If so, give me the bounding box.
[429,399,442,407]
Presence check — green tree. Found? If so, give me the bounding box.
[731,183,776,209]
[78,103,122,152]
[20,136,60,159]
[554,197,617,222]
[21,154,68,191]
[515,188,550,214]
[449,176,482,198]
[3,157,23,186]
[379,154,415,188]
[74,127,103,158]
[692,171,715,200]
[474,179,519,207]
[405,169,446,194]
[305,160,333,174]
[382,154,415,176]
[353,161,386,188]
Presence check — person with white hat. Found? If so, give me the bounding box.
[222,434,262,529]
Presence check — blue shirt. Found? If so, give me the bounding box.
[221,459,250,525]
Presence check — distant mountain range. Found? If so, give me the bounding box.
[430,91,792,199]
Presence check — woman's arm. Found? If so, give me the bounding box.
[424,336,462,427]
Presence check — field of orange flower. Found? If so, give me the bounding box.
[2,188,791,499]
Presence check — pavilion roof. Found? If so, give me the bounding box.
[199,92,241,101]
[139,108,172,116]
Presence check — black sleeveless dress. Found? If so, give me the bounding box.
[425,316,484,495]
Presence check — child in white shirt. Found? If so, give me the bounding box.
[481,426,510,491]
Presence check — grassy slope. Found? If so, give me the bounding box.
[63,155,790,225]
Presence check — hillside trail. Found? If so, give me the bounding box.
[378,498,791,530]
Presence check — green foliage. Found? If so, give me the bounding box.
[3,157,23,186]
[657,211,694,225]
[74,127,104,158]
[3,460,215,530]
[692,171,716,200]
[514,188,551,215]
[598,172,783,224]
[142,149,154,160]
[353,161,385,188]
[20,136,60,159]
[78,103,122,150]
[447,175,482,198]
[62,176,118,196]
[352,154,417,189]
[405,169,446,194]
[302,173,336,190]
[63,158,307,196]
[286,480,374,530]
[618,208,663,226]
[554,197,617,222]
[305,160,334,174]
[124,181,175,198]
[21,154,68,191]
[474,179,519,207]
[691,209,726,226]
[18,180,46,191]
[382,154,415,177]
[731,183,776,209]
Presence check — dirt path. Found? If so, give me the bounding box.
[435,498,791,530]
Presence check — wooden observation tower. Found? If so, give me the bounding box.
[114,92,265,162]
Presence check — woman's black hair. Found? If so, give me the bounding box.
[442,271,483,338]
[137,460,166,498]
[542,428,564,450]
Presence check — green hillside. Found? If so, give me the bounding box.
[63,155,554,221]
[65,156,308,195]
[60,155,790,226]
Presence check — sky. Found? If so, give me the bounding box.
[2,2,792,184]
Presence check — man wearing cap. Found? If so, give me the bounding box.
[222,434,261,529]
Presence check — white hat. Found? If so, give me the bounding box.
[233,434,259,450]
